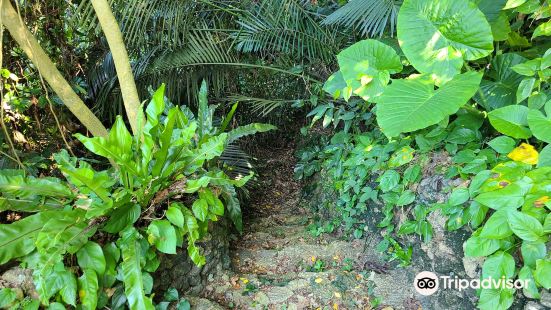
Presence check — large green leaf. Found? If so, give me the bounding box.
[109,116,133,157]
[527,107,551,143]
[521,240,546,269]
[397,0,493,83]
[0,172,72,200]
[508,210,544,241]
[78,269,98,310]
[376,72,482,137]
[0,213,48,264]
[488,105,532,138]
[534,259,551,289]
[220,184,243,232]
[227,123,276,144]
[336,39,402,100]
[103,204,141,234]
[480,209,513,239]
[77,241,106,275]
[475,0,510,41]
[146,220,177,254]
[474,53,527,111]
[464,234,500,257]
[538,144,551,168]
[323,71,347,99]
[118,228,155,310]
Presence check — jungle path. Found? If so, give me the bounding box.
[194,141,421,310]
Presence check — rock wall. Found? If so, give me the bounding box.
[154,217,232,296]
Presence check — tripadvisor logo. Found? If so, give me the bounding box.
[414,271,530,296]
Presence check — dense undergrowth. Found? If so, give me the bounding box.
[1,0,551,309]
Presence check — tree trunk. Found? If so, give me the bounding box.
[0,0,108,137]
[91,0,144,135]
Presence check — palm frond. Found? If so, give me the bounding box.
[73,0,200,50]
[321,0,401,38]
[232,0,338,61]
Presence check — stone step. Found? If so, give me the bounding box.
[203,269,375,309]
[230,240,368,275]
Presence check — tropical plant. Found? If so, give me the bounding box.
[297,0,551,308]
[321,0,401,38]
[0,83,274,309]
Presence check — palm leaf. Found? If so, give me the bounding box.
[321,0,401,37]
[233,0,338,61]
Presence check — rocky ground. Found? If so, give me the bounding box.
[190,146,470,309]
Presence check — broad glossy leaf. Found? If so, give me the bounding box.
[0,213,50,264]
[534,259,551,288]
[488,105,532,139]
[227,123,276,144]
[166,204,185,228]
[220,185,242,232]
[192,199,209,222]
[488,136,516,154]
[0,172,72,200]
[119,228,155,310]
[533,20,551,39]
[397,0,493,83]
[521,240,546,268]
[377,170,400,192]
[78,269,98,310]
[516,77,536,103]
[188,133,227,169]
[482,251,515,279]
[474,53,526,111]
[527,108,551,143]
[480,209,513,239]
[538,144,551,167]
[60,271,77,306]
[475,0,509,41]
[0,288,17,308]
[103,204,141,234]
[475,182,530,209]
[323,71,347,99]
[478,288,514,310]
[464,234,500,257]
[508,211,543,241]
[144,84,166,136]
[109,116,133,157]
[147,220,177,254]
[77,241,106,275]
[519,266,540,299]
[336,39,402,100]
[376,72,482,137]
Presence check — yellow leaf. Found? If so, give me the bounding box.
[535,196,550,207]
[334,292,342,298]
[315,278,323,283]
[507,143,539,165]
[240,277,249,284]
[311,256,317,262]
[333,303,339,310]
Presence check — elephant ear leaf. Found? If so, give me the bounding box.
[337,39,402,101]
[398,0,493,84]
[375,71,482,137]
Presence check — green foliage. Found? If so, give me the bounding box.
[449,160,551,308]
[298,1,551,308]
[0,84,273,308]
[321,0,400,37]
[397,0,493,84]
